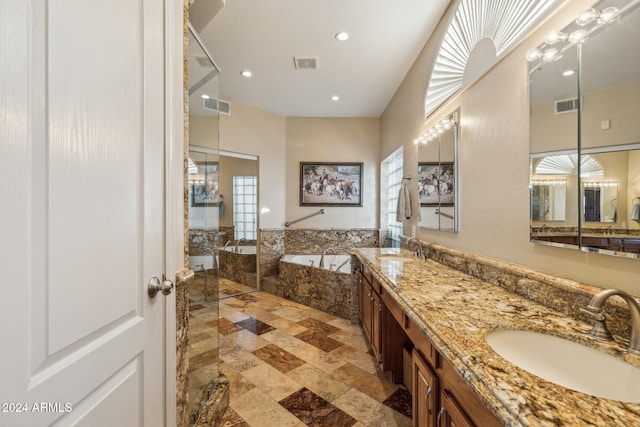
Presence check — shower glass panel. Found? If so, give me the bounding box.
[186,23,220,419]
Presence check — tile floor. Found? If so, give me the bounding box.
[188,279,412,427]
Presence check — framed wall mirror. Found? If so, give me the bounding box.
[417,110,459,231]
[529,0,640,257]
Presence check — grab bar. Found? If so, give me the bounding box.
[285,209,325,227]
[434,209,454,219]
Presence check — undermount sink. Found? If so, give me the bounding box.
[378,256,415,262]
[486,329,640,402]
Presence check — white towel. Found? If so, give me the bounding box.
[396,180,412,222]
[609,203,616,222]
[631,203,640,222]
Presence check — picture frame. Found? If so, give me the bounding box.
[191,162,219,207]
[418,162,455,206]
[300,162,363,206]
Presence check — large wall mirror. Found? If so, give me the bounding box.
[529,0,640,257]
[417,110,459,231]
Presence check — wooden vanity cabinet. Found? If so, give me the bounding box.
[413,350,439,427]
[355,258,501,427]
[358,263,382,363]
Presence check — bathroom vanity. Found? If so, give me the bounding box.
[353,247,640,426]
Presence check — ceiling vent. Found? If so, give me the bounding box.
[202,98,231,116]
[294,57,319,69]
[554,97,580,114]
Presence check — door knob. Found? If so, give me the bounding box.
[148,276,174,298]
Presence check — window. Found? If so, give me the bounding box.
[233,176,257,240]
[382,147,403,246]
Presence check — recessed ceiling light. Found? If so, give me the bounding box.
[335,31,350,41]
[200,94,210,99]
[240,70,252,77]
[331,95,340,101]
[562,69,576,77]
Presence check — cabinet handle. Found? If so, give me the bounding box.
[426,387,432,412]
[437,407,445,427]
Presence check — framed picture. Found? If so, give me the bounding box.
[418,162,455,206]
[191,162,219,207]
[300,162,363,206]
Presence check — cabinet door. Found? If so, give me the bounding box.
[358,272,366,324]
[438,389,474,427]
[371,289,382,363]
[413,351,438,427]
[361,279,373,342]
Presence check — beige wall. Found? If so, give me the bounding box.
[286,117,380,229]
[219,102,286,228]
[381,0,640,294]
[219,103,380,229]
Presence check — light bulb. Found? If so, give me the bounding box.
[576,8,599,26]
[544,30,568,45]
[542,48,559,62]
[526,48,543,62]
[597,7,619,24]
[568,29,588,43]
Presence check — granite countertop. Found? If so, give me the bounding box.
[353,247,640,426]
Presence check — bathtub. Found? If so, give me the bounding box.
[218,245,257,287]
[189,255,218,271]
[273,253,357,321]
[218,245,257,254]
[280,254,352,273]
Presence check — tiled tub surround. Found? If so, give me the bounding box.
[189,228,230,256]
[259,228,379,283]
[354,247,640,426]
[219,246,257,288]
[262,254,358,321]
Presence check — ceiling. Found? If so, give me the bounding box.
[195,0,452,118]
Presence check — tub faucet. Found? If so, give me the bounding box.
[205,247,217,268]
[319,247,336,268]
[224,240,234,250]
[407,237,425,259]
[584,288,640,355]
[234,238,248,253]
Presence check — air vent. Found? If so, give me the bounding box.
[554,97,579,114]
[202,98,231,116]
[294,57,319,69]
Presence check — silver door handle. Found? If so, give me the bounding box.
[148,276,174,298]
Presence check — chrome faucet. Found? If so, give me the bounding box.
[319,247,336,268]
[224,240,234,250]
[205,247,217,268]
[234,238,248,253]
[407,237,425,259]
[605,225,615,236]
[585,288,640,355]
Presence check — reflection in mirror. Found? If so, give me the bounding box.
[578,0,640,255]
[583,181,618,223]
[187,25,221,303]
[528,0,640,256]
[417,111,458,231]
[531,180,566,221]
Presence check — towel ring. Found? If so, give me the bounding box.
[633,197,640,204]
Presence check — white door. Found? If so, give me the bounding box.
[1,0,173,426]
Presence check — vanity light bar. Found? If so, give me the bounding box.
[414,114,457,146]
[583,181,618,187]
[526,5,621,63]
[531,179,567,186]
